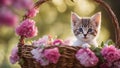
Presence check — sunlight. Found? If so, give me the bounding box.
[74,0,96,16]
[98,27,110,44]
[52,0,67,13]
[0,45,4,65]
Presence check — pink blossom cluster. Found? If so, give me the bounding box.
[0,7,18,27]
[31,35,73,66]
[52,39,72,46]
[0,0,33,9]
[0,0,35,27]
[31,48,49,66]
[0,0,11,6]
[101,45,120,62]
[100,63,109,68]
[31,47,60,66]
[10,47,19,64]
[113,60,120,68]
[16,19,38,38]
[100,45,120,68]
[26,8,39,18]
[12,0,33,9]
[75,48,99,67]
[44,48,61,64]
[32,35,72,47]
[32,35,53,47]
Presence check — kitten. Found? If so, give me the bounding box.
[71,12,101,47]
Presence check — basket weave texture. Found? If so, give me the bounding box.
[18,44,99,68]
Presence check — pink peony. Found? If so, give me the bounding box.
[62,40,72,46]
[53,39,63,46]
[0,7,18,27]
[75,48,99,67]
[31,48,49,66]
[113,60,120,68]
[16,19,38,38]
[0,0,12,6]
[26,8,39,18]
[38,58,49,66]
[33,35,52,47]
[100,63,109,68]
[101,45,120,63]
[44,48,61,64]
[53,39,72,46]
[12,0,33,9]
[10,47,19,64]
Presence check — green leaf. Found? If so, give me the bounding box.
[94,50,105,63]
[59,49,63,54]
[90,45,96,51]
[19,58,24,65]
[93,48,101,53]
[101,41,104,47]
[99,55,105,63]
[107,40,115,45]
[95,52,101,56]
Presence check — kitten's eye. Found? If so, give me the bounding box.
[79,28,83,32]
[88,28,92,32]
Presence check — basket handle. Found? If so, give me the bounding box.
[94,0,120,48]
[18,0,49,46]
[18,0,120,48]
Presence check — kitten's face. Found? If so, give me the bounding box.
[71,12,101,41]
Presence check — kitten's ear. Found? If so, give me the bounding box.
[71,12,80,25]
[91,12,101,27]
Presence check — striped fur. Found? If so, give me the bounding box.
[71,12,101,47]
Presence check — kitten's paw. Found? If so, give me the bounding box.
[92,42,98,47]
[82,43,91,48]
[72,40,82,46]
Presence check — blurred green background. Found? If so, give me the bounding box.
[0,0,120,68]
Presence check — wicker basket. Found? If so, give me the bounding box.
[18,44,99,68]
[17,0,120,68]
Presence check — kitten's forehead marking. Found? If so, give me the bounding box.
[81,18,90,28]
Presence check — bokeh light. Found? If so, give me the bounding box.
[74,0,96,16]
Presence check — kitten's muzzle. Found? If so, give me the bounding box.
[83,34,87,38]
[84,34,87,37]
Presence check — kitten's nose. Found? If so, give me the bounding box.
[84,34,87,37]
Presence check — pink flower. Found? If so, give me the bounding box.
[0,0,12,6]
[62,40,71,46]
[53,39,72,46]
[38,57,49,66]
[12,0,33,9]
[0,7,18,27]
[44,48,61,64]
[75,48,99,67]
[113,60,120,68]
[33,35,52,47]
[26,8,39,18]
[10,47,19,64]
[53,39,63,46]
[100,63,109,68]
[31,48,49,66]
[101,45,120,63]
[16,19,38,38]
